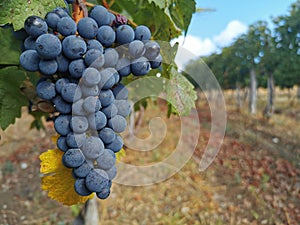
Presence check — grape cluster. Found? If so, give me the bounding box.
[19,5,162,199]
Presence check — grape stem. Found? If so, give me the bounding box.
[85,1,138,27]
[72,0,88,23]
[102,0,109,9]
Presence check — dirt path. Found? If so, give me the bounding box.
[0,102,299,225]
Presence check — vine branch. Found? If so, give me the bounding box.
[72,0,88,23]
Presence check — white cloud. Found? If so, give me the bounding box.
[171,35,217,57]
[171,35,217,70]
[213,20,248,47]
[171,20,248,70]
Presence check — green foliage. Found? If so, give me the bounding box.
[0,27,21,65]
[0,0,66,30]
[110,0,195,40]
[0,0,198,130]
[168,0,195,35]
[0,66,28,130]
[166,68,197,116]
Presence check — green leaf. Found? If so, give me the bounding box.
[147,0,168,9]
[168,0,196,35]
[0,0,66,30]
[166,67,197,116]
[0,66,28,130]
[0,27,21,65]
[112,0,181,41]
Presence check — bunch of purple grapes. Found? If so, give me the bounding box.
[19,5,162,199]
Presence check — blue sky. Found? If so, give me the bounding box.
[189,0,295,39]
[173,0,296,69]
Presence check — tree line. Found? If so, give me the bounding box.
[185,0,300,116]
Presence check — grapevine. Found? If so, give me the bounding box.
[18,0,162,202]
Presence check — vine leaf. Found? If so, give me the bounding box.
[40,148,94,206]
[166,67,197,116]
[147,0,167,9]
[0,27,21,65]
[112,0,181,41]
[0,66,28,130]
[168,0,196,35]
[0,0,66,30]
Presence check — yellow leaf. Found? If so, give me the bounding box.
[40,149,94,206]
[116,148,126,161]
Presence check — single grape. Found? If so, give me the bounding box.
[69,59,86,79]
[45,12,61,30]
[66,132,86,148]
[81,68,101,87]
[62,148,85,168]
[39,59,58,75]
[53,95,72,114]
[128,40,145,58]
[52,7,70,18]
[134,25,151,41]
[96,187,111,199]
[70,116,89,133]
[96,149,116,170]
[144,41,160,60]
[61,83,82,103]
[35,34,62,59]
[57,135,68,152]
[99,128,116,144]
[62,35,87,59]
[106,134,123,153]
[82,136,105,159]
[115,57,131,77]
[73,162,92,178]
[55,54,69,72]
[85,168,109,192]
[55,78,70,94]
[83,96,101,113]
[98,89,114,107]
[115,100,131,117]
[88,111,107,131]
[20,50,40,72]
[57,17,77,36]
[103,48,119,68]
[87,39,104,52]
[24,16,48,38]
[96,25,116,47]
[54,114,71,136]
[72,99,88,116]
[89,5,110,26]
[105,165,117,180]
[101,103,118,118]
[77,17,99,39]
[116,25,135,44]
[108,12,116,25]
[24,36,36,50]
[98,68,116,90]
[131,57,151,76]
[150,54,162,69]
[112,83,129,100]
[107,115,127,133]
[74,178,93,196]
[81,84,100,97]
[36,80,56,100]
[84,49,105,68]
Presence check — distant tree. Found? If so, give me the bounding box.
[273,0,300,97]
